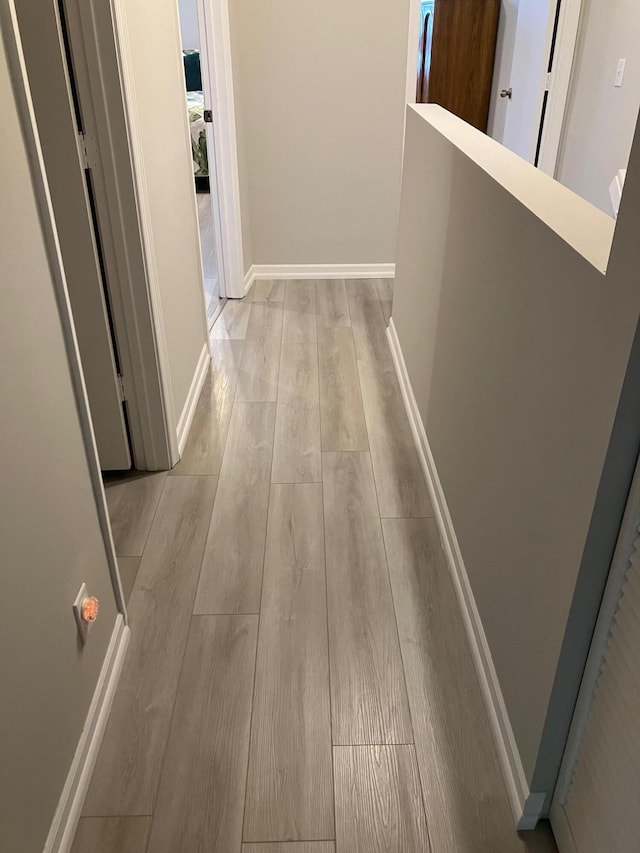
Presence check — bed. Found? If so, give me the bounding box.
[183,50,209,191]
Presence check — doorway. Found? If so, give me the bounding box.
[15,0,135,471]
[15,0,246,476]
[408,0,583,176]
[488,0,583,175]
[178,0,227,329]
[415,1,435,103]
[410,0,500,133]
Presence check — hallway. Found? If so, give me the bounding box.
[76,280,558,852]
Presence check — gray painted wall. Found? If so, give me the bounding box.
[0,36,119,851]
[557,0,640,214]
[392,105,640,786]
[228,0,411,268]
[178,0,200,51]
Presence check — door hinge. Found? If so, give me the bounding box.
[117,374,126,402]
[546,71,552,92]
[203,109,213,123]
[78,131,97,169]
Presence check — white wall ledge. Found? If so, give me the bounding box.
[409,105,615,274]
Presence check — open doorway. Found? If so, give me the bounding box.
[408,1,583,179]
[411,0,501,133]
[13,0,246,478]
[487,0,578,173]
[178,0,226,329]
[415,1,435,104]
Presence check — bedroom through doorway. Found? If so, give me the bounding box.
[178,0,225,329]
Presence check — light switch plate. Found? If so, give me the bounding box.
[615,59,626,88]
[609,169,627,218]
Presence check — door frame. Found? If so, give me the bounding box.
[550,449,640,848]
[195,0,245,299]
[62,0,246,470]
[194,0,229,307]
[405,0,422,104]
[63,0,179,470]
[536,0,584,177]
[25,0,134,471]
[1,0,127,615]
[404,0,583,176]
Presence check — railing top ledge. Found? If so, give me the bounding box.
[408,104,615,275]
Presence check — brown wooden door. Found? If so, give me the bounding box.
[428,0,500,132]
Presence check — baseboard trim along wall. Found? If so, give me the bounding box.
[176,343,210,456]
[550,802,580,853]
[386,318,546,830]
[43,615,130,853]
[243,263,396,294]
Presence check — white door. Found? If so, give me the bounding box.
[487,0,520,143]
[551,461,640,851]
[499,0,554,163]
[491,0,583,175]
[15,0,132,470]
[196,0,227,307]
[197,0,246,299]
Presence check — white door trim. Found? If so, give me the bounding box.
[106,0,181,467]
[405,0,422,105]
[537,0,583,177]
[195,0,230,300]
[552,451,640,810]
[199,0,246,298]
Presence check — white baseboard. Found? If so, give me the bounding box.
[518,793,548,831]
[550,803,579,852]
[243,265,254,296]
[43,615,130,853]
[176,343,210,456]
[387,318,540,829]
[243,263,396,294]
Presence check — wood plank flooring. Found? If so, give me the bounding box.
[334,745,430,851]
[147,616,257,853]
[236,302,283,402]
[358,359,432,518]
[103,471,167,556]
[242,845,335,852]
[323,451,413,746]
[71,818,151,853]
[194,402,276,614]
[116,556,140,604]
[170,339,243,477]
[84,476,217,814]
[79,280,558,853]
[244,484,333,842]
[318,326,368,452]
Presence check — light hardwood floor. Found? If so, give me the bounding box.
[82,280,558,852]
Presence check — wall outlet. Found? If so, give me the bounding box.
[73,583,91,643]
[615,59,626,88]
